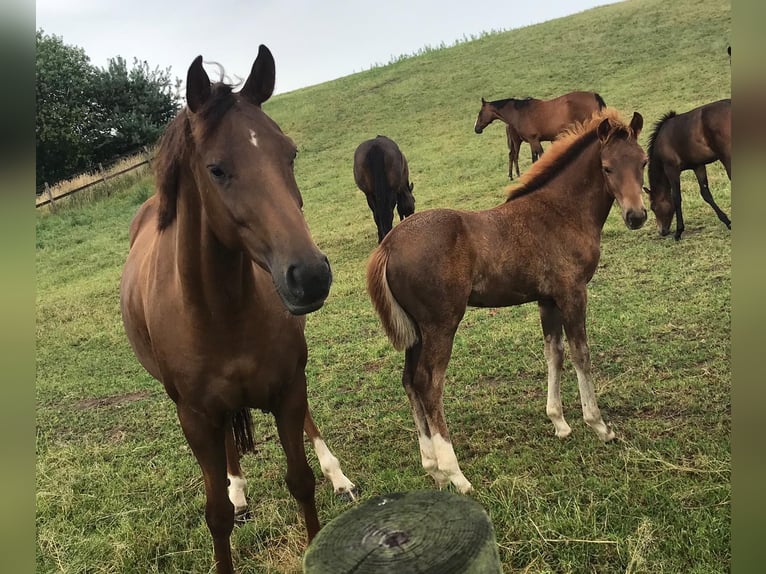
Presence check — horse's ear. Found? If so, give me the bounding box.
[596,118,612,142]
[629,112,643,139]
[186,56,211,113]
[409,182,414,192]
[241,44,275,106]
[643,186,651,194]
[481,97,487,104]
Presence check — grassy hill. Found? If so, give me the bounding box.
[36,0,731,572]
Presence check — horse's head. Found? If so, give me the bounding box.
[474,98,496,134]
[643,186,673,236]
[596,112,648,230]
[181,46,331,314]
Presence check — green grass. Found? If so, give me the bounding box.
[36,0,730,572]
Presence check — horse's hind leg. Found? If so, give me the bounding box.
[693,165,731,229]
[176,404,235,574]
[303,408,358,501]
[560,292,616,443]
[224,427,249,522]
[402,344,450,488]
[413,331,473,494]
[539,301,572,438]
[274,376,320,541]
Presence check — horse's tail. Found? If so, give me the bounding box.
[366,247,418,351]
[232,408,256,456]
[366,144,392,240]
[594,92,607,110]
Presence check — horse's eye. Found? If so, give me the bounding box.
[208,165,227,182]
[602,166,613,174]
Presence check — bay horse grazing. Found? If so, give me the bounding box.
[644,99,731,240]
[120,46,356,574]
[368,110,647,494]
[474,91,607,174]
[353,135,415,243]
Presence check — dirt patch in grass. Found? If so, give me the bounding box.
[75,390,151,409]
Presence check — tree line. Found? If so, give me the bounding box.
[36,30,181,190]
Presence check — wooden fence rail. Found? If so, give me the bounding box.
[36,148,154,208]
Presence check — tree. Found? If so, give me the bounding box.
[35,30,181,189]
[90,57,180,163]
[35,30,97,187]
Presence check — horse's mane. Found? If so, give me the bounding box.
[155,83,237,230]
[490,97,534,110]
[505,108,631,201]
[647,110,676,162]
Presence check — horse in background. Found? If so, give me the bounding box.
[368,110,646,494]
[120,46,356,574]
[644,99,731,240]
[354,135,415,243]
[474,91,607,175]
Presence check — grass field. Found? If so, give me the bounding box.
[36,0,731,572]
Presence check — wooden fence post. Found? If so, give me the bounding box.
[45,182,56,211]
[143,146,153,168]
[98,163,109,195]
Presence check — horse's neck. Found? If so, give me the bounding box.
[648,155,669,193]
[172,171,254,309]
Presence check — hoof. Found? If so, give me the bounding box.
[554,426,573,439]
[234,507,252,526]
[603,429,617,443]
[336,485,361,503]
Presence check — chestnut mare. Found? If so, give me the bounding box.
[474,91,607,176]
[644,99,731,240]
[120,46,355,574]
[368,110,647,493]
[353,135,415,243]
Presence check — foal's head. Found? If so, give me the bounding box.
[596,112,648,229]
[156,46,331,314]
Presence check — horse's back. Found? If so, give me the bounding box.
[659,100,731,167]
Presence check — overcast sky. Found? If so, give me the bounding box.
[36,0,617,95]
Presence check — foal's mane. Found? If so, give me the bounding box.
[505,108,630,201]
[155,83,238,230]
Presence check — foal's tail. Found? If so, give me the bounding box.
[366,247,418,351]
[232,408,256,456]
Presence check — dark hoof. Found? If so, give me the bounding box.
[234,508,252,526]
[336,485,361,503]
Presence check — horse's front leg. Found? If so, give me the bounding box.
[539,301,572,438]
[274,375,320,541]
[303,408,358,501]
[176,404,235,574]
[666,169,685,240]
[560,293,616,442]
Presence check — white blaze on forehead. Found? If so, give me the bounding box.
[249,129,258,148]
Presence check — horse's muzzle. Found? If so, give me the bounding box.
[281,256,333,315]
[625,208,647,230]
[474,126,483,134]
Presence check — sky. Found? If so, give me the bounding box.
[36,0,617,96]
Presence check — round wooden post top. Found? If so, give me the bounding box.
[303,490,502,573]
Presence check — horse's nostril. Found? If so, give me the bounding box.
[286,264,304,298]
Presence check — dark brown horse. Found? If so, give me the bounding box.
[644,99,731,240]
[120,46,355,574]
[354,135,415,243]
[474,91,607,174]
[368,110,646,493]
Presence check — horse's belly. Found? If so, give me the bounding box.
[468,288,536,308]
